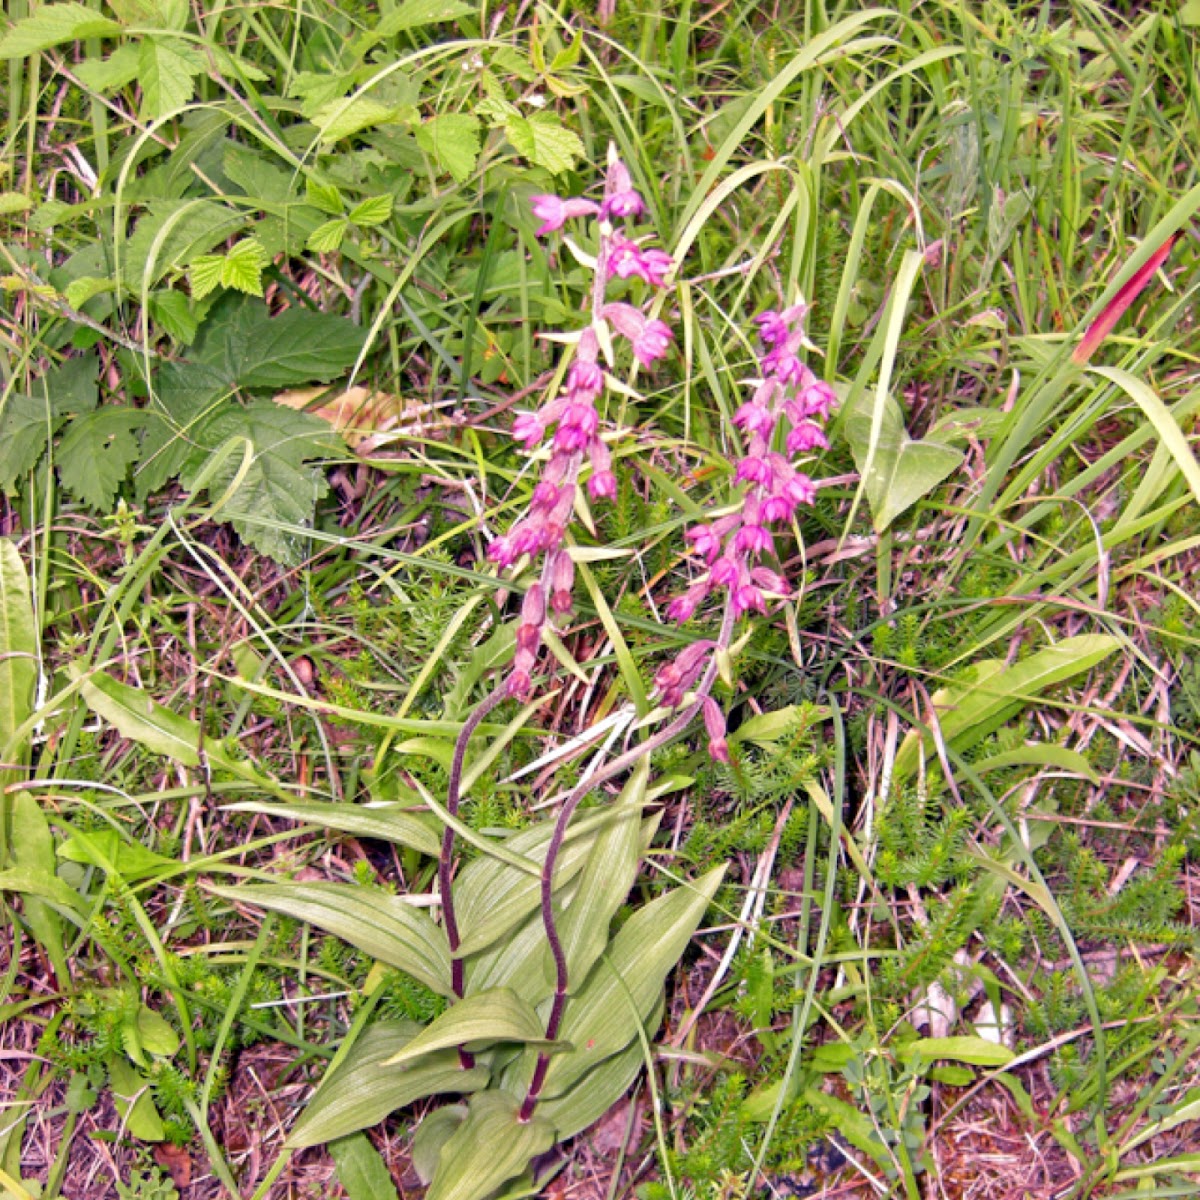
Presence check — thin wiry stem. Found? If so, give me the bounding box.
[441,686,506,1068]
[519,599,736,1121]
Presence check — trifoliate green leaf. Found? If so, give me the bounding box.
[0,3,121,59]
[138,36,205,120]
[348,194,393,227]
[56,408,144,511]
[414,113,481,183]
[306,218,348,254]
[504,112,584,175]
[219,238,266,296]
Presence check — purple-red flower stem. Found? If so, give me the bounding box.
[518,597,736,1121]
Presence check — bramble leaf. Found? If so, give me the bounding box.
[504,113,584,175]
[56,408,143,510]
[138,36,205,120]
[348,194,393,226]
[75,44,140,92]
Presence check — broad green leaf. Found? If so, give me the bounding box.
[306,218,348,254]
[138,36,205,120]
[803,1088,890,1168]
[972,743,1099,783]
[108,0,187,23]
[8,793,68,984]
[549,765,651,993]
[331,1132,401,1200]
[426,1092,554,1200]
[503,113,584,176]
[73,667,202,766]
[0,3,121,58]
[348,194,393,226]
[0,864,87,914]
[375,0,472,36]
[314,97,399,143]
[415,114,481,183]
[900,1036,1014,1068]
[382,989,550,1068]
[224,801,442,858]
[844,388,963,533]
[535,995,664,1139]
[108,1057,165,1142]
[75,43,140,92]
[454,809,628,957]
[289,1025,487,1148]
[215,883,453,997]
[58,828,176,882]
[893,635,1121,780]
[412,1105,468,1184]
[56,408,143,510]
[0,541,37,772]
[540,865,726,1098]
[134,1007,180,1058]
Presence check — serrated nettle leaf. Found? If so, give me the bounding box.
[56,408,144,511]
[503,113,584,176]
[0,394,58,491]
[454,808,630,957]
[426,1092,555,1200]
[893,634,1121,780]
[348,194,394,226]
[844,388,963,533]
[331,1133,401,1200]
[539,865,726,1099]
[216,882,454,995]
[415,113,481,183]
[138,36,205,120]
[0,3,121,58]
[288,1024,488,1149]
[224,800,443,858]
[189,294,368,389]
[382,989,551,1068]
[375,0,473,37]
[306,218,349,254]
[305,177,344,215]
[72,666,204,768]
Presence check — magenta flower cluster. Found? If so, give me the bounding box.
[653,304,836,761]
[666,304,835,626]
[490,149,676,701]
